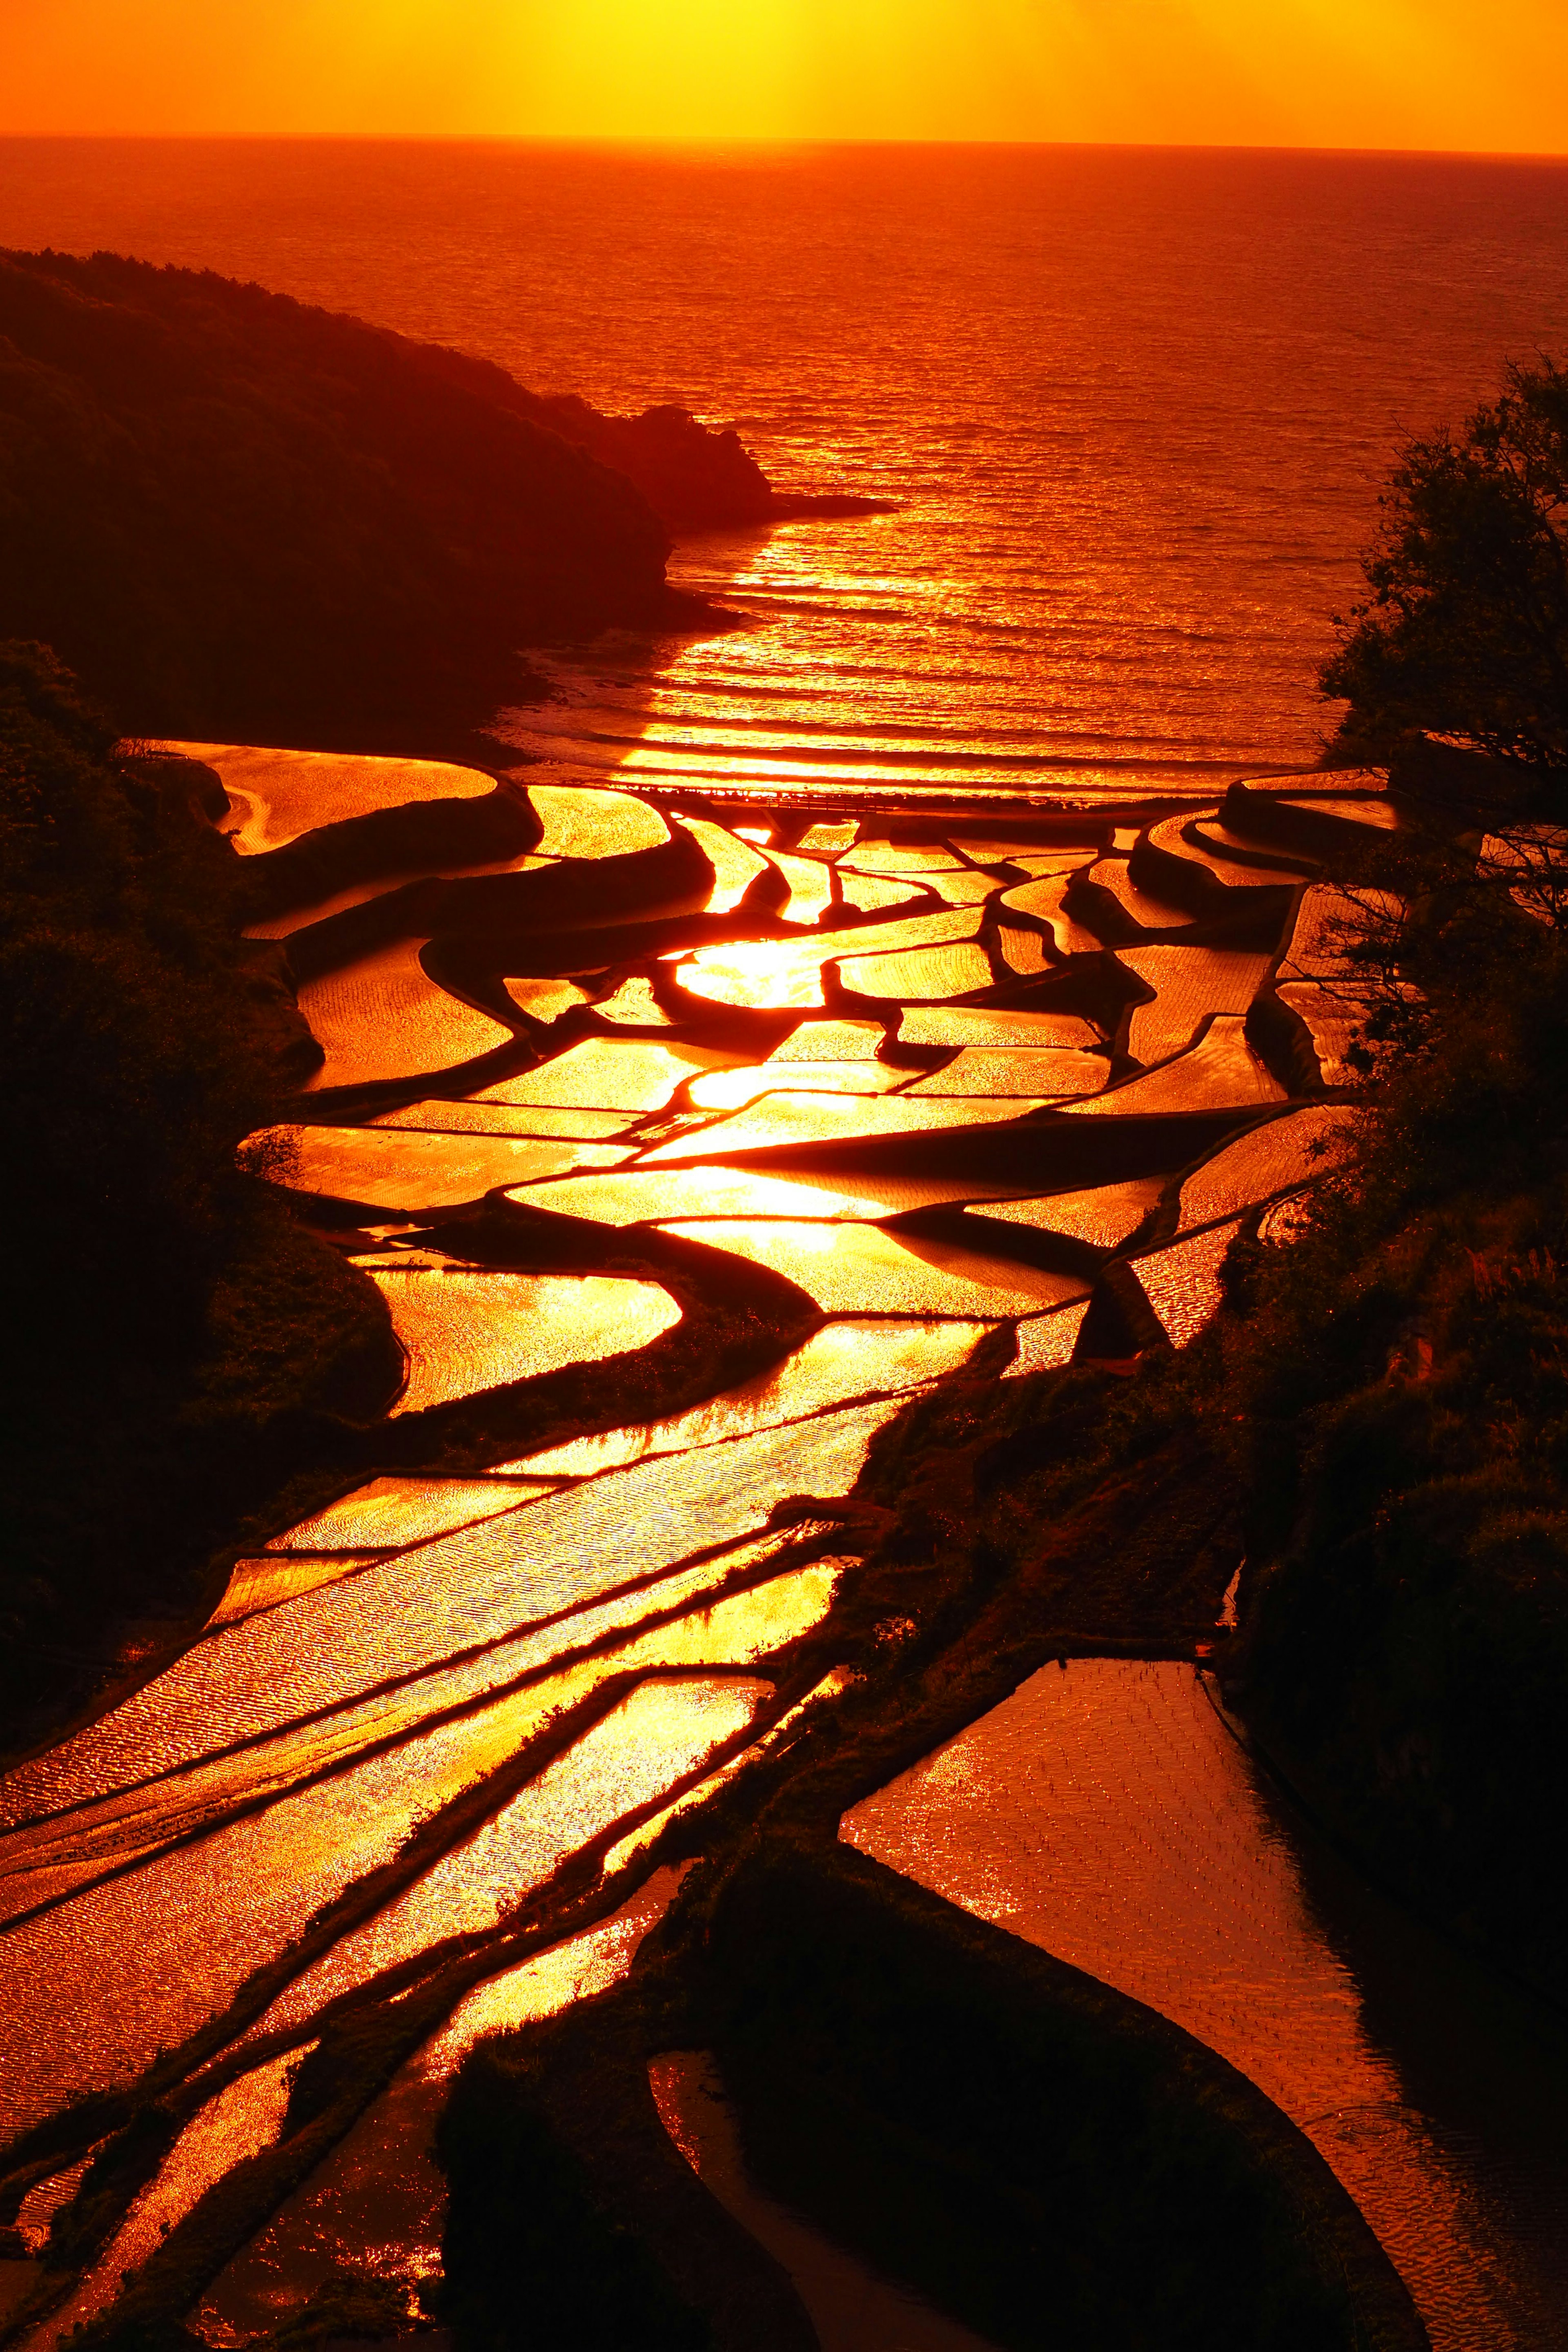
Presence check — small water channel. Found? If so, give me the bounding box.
[843,1659,1568,2351]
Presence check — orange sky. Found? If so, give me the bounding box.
[3,0,1567,152]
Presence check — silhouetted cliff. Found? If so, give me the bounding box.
[0,250,819,745]
[509,390,894,530]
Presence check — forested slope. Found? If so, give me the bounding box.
[0,249,749,746]
[0,645,400,1758]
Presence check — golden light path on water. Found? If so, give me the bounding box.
[2,748,1564,2352]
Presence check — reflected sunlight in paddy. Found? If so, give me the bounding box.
[386,1098,635,1140]
[501,976,595,1025]
[674,813,770,911]
[1082,856,1195,931]
[504,1162,967,1226]
[261,1475,559,1558]
[637,1088,1054,1164]
[501,1319,991,1477]
[843,1660,1568,2349]
[1006,1299,1092,1377]
[29,2052,299,2352]
[687,1059,910,1112]
[838,939,994,999]
[297,943,516,1091]
[897,1005,1100,1049]
[367,1269,681,1414]
[0,1556,837,2105]
[1065,1016,1285,1114]
[0,1690,554,2131]
[838,867,932,913]
[1129,1217,1245,1349]
[1,1408,903,1840]
[527,782,669,857]
[1176,1104,1355,1229]
[207,1552,399,1630]
[840,842,963,874]
[595,976,674,1026]
[249,1673,779,2035]
[599,1666,863,1879]
[967,1177,1164,1252]
[762,848,835,924]
[1276,986,1364,1087]
[4,1537,806,1935]
[996,924,1054,975]
[659,1220,1087,1318]
[907,1046,1110,1097]
[772,1018,886,1060]
[1116,947,1277,1065]
[164,744,491,855]
[676,905,985,1010]
[193,1873,684,2346]
[482,1036,747,1111]
[996,873,1102,955]
[264,1122,631,1209]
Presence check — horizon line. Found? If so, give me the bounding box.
[2,130,1568,165]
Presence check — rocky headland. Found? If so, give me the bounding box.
[0,249,882,757]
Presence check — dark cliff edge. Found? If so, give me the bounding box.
[487,387,895,532]
[0,248,883,755]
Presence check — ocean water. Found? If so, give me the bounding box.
[2,138,1568,797]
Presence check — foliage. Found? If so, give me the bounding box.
[1217,822,1568,1989]
[1322,356,1568,777]
[0,247,673,744]
[0,642,398,1753]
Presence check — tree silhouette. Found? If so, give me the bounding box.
[1323,357,1568,781]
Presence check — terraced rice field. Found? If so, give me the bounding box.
[1,751,1557,2352]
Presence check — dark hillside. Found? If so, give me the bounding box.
[0,249,703,744]
[0,643,401,1759]
[1217,767,1568,1998]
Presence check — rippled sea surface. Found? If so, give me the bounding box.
[3,139,1568,793]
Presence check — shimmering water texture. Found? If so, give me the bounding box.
[15,143,1568,801]
[844,1662,1568,2351]
[0,749,1463,2337]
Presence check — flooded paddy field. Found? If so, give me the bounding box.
[2,744,1561,2350]
[845,1663,1568,2350]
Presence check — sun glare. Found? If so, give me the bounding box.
[0,0,1566,149]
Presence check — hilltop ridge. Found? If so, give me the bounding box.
[0,249,875,751]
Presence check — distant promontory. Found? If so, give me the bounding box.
[0,248,885,750]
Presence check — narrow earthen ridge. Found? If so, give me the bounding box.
[702,1841,1429,2351]
[439,2010,820,2352]
[237,779,542,923]
[282,822,716,980]
[436,1838,1427,2352]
